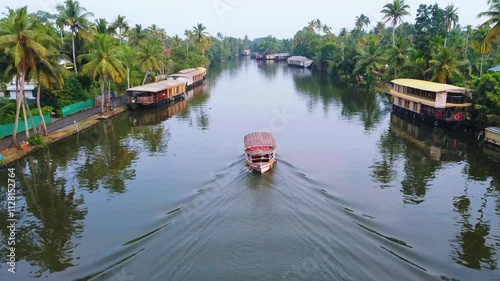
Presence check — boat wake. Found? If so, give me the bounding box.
[69,156,469,281]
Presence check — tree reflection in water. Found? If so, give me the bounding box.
[0,151,87,276]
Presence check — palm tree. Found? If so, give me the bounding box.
[110,15,129,43]
[0,6,53,146]
[184,29,194,52]
[427,47,464,83]
[471,26,492,77]
[31,54,67,135]
[192,23,209,45]
[353,38,388,77]
[381,0,411,46]
[93,18,110,34]
[478,0,500,42]
[444,4,459,47]
[56,0,94,74]
[387,35,411,76]
[136,38,164,85]
[127,24,147,46]
[373,21,386,35]
[355,14,371,32]
[79,34,125,112]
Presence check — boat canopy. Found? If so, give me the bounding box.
[127,80,185,93]
[287,56,311,63]
[244,132,276,149]
[276,53,290,57]
[391,79,472,96]
[169,69,205,78]
[486,127,500,134]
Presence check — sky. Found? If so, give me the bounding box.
[1,0,491,39]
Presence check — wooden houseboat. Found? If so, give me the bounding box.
[485,127,500,147]
[265,54,275,60]
[127,80,186,110]
[255,54,265,60]
[287,56,313,68]
[275,53,291,60]
[389,79,473,126]
[167,68,206,89]
[244,132,277,173]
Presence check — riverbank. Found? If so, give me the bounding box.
[0,105,128,165]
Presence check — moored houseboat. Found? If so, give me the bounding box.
[485,127,500,147]
[389,79,473,126]
[127,80,186,111]
[255,53,265,60]
[242,49,251,56]
[287,56,313,68]
[244,132,277,173]
[167,68,206,89]
[275,53,290,60]
[265,54,275,60]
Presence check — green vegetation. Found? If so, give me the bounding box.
[28,135,47,147]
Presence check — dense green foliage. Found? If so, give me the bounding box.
[472,72,500,125]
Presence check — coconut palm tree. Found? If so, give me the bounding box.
[0,6,53,146]
[79,34,125,112]
[110,15,129,43]
[387,35,411,76]
[127,24,147,46]
[136,38,164,85]
[192,23,209,45]
[471,26,492,76]
[373,21,386,35]
[184,29,195,52]
[478,0,500,42]
[355,14,371,32]
[31,54,67,135]
[381,0,411,46]
[353,38,388,77]
[427,47,464,83]
[56,0,94,74]
[444,4,459,47]
[93,18,110,34]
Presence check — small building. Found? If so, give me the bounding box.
[0,77,36,102]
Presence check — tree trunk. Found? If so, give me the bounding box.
[127,65,130,89]
[24,94,37,135]
[100,76,105,113]
[119,27,122,43]
[72,32,78,74]
[107,80,111,111]
[10,75,23,147]
[21,91,30,139]
[480,54,484,77]
[392,24,396,46]
[142,72,148,85]
[37,85,48,135]
[444,37,448,48]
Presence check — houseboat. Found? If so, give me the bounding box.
[167,68,206,89]
[485,127,500,147]
[275,53,290,60]
[287,56,313,68]
[389,79,473,126]
[255,54,265,60]
[244,132,277,173]
[265,54,275,60]
[127,80,186,111]
[242,49,251,56]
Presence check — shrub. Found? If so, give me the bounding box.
[28,135,46,147]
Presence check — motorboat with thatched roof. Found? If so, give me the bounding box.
[244,132,277,173]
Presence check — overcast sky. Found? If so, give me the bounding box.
[1,0,491,39]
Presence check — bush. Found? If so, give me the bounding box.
[471,72,500,127]
[28,135,46,147]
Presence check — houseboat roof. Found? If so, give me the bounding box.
[169,69,205,78]
[276,53,290,56]
[288,56,312,62]
[391,79,471,94]
[486,127,500,134]
[127,80,185,93]
[244,132,276,149]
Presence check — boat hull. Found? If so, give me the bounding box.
[246,160,275,174]
[392,104,470,127]
[485,127,500,147]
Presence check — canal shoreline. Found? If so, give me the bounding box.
[0,105,128,166]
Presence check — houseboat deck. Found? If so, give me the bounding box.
[127,80,186,110]
[244,132,277,173]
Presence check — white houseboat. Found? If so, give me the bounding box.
[167,68,206,89]
[287,56,313,68]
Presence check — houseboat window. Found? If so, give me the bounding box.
[413,102,418,111]
[5,92,10,98]
[404,100,410,109]
[398,98,403,106]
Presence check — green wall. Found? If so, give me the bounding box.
[62,99,94,117]
[0,114,51,138]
